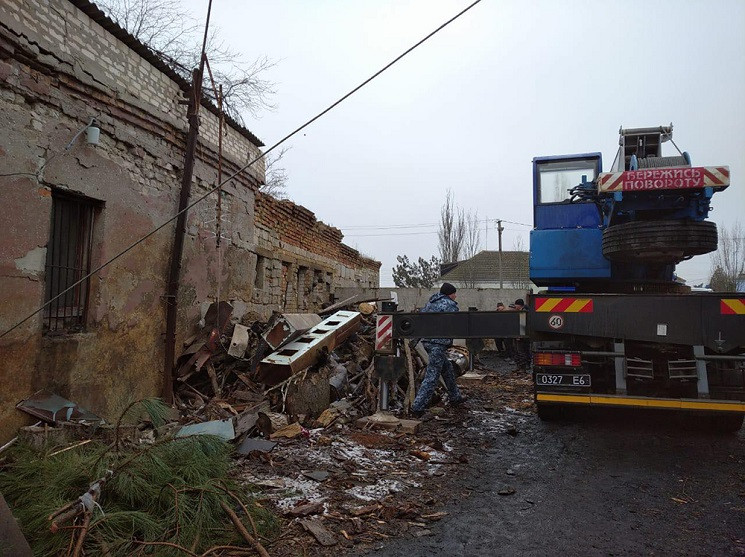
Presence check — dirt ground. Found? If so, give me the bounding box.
[243,351,745,557]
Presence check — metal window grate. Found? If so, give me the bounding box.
[43,192,95,333]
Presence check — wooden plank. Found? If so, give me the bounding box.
[300,518,337,546]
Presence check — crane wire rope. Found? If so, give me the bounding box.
[1,0,483,339]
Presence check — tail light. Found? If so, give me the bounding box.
[533,352,582,367]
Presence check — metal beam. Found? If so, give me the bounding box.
[390,311,525,340]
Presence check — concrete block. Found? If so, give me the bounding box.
[355,416,420,434]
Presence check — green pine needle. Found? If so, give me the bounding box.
[0,433,278,555]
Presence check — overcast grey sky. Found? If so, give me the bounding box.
[186,0,745,287]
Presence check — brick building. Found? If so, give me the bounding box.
[0,0,379,440]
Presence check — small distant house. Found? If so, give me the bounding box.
[440,250,532,290]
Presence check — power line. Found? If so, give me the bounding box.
[346,231,439,237]
[345,227,530,238]
[340,217,533,230]
[1,0,484,339]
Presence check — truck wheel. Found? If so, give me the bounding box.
[602,220,718,264]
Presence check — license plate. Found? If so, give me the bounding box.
[535,373,591,387]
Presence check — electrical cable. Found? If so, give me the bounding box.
[0,0,483,339]
[340,217,533,230]
[345,226,530,238]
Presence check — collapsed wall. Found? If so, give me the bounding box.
[253,193,380,312]
[0,0,379,440]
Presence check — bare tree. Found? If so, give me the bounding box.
[261,146,290,199]
[710,221,745,291]
[438,189,466,263]
[512,235,525,252]
[97,0,276,124]
[459,210,482,287]
[464,210,482,259]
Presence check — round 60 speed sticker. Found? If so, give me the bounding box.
[548,314,564,329]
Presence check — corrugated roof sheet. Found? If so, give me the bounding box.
[441,250,530,282]
[68,0,264,148]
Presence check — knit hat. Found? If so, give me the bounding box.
[440,282,457,296]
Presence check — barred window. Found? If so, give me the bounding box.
[43,192,97,333]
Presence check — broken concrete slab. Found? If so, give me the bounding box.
[315,407,339,428]
[270,422,304,440]
[302,470,330,482]
[264,412,289,431]
[262,313,322,350]
[458,372,486,384]
[257,311,361,385]
[355,416,420,434]
[236,437,277,455]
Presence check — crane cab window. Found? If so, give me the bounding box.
[538,159,598,204]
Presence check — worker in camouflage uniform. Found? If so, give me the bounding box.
[411,283,467,417]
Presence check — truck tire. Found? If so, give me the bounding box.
[602,220,718,264]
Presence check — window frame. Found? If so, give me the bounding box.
[43,191,98,334]
[536,158,599,205]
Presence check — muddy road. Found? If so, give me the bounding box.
[360,356,745,556]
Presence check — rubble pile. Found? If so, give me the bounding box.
[172,299,418,436]
[1,292,538,555]
[225,355,534,556]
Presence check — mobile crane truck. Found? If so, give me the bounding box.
[376,125,745,431]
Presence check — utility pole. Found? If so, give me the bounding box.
[163,0,213,403]
[497,219,504,289]
[484,215,488,249]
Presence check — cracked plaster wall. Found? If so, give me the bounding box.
[0,0,380,442]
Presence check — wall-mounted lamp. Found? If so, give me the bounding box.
[86,118,100,146]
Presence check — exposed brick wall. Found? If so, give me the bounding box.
[253,193,380,312]
[255,193,380,274]
[0,0,379,441]
[0,0,265,183]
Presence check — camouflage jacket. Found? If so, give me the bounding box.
[421,292,459,346]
